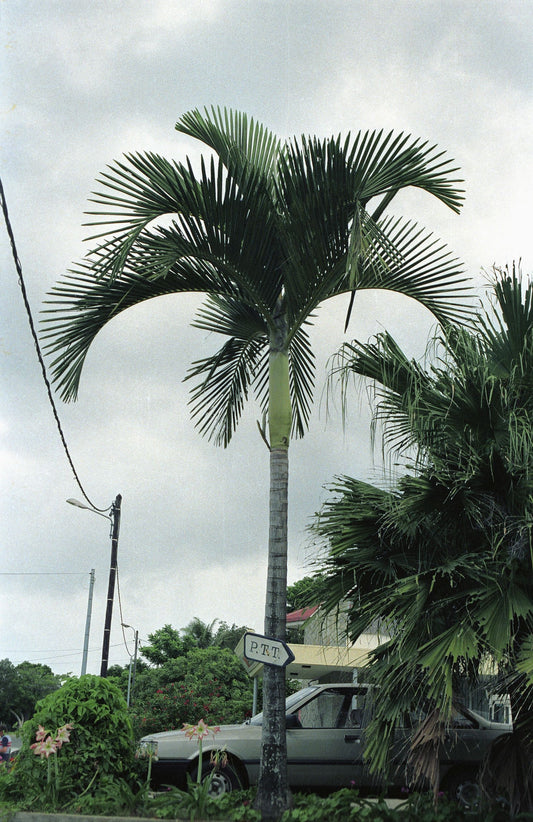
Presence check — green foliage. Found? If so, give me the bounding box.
[131,647,254,737]
[0,658,61,726]
[287,576,325,611]
[106,619,258,738]
[66,776,144,817]
[182,617,221,649]
[139,788,520,822]
[316,266,533,808]
[140,623,197,665]
[280,791,516,822]
[139,619,249,666]
[1,674,135,810]
[210,790,261,821]
[212,621,251,650]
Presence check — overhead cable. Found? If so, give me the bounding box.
[0,175,108,513]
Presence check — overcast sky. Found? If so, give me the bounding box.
[1,1,532,677]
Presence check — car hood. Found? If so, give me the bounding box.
[142,723,259,760]
[145,723,244,740]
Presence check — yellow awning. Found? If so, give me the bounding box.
[235,639,371,680]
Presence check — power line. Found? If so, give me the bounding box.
[0,175,108,513]
[0,642,127,662]
[0,572,89,576]
[1,179,136,669]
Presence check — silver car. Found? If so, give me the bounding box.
[140,683,511,800]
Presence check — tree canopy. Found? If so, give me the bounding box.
[128,646,254,738]
[286,576,325,612]
[106,619,255,737]
[0,659,61,727]
[138,619,249,666]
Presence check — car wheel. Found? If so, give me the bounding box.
[193,760,242,797]
[444,771,481,809]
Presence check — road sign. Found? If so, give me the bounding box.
[243,632,295,668]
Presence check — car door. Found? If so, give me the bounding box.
[441,706,495,768]
[285,687,369,789]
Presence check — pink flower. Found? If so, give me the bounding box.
[182,722,197,740]
[182,719,220,741]
[35,725,48,742]
[31,735,58,758]
[41,736,58,758]
[30,740,45,756]
[210,747,228,768]
[55,723,73,747]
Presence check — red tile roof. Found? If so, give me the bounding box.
[286,605,319,625]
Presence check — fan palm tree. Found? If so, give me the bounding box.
[314,265,533,811]
[41,106,469,819]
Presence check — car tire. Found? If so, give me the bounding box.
[443,770,481,809]
[193,759,242,796]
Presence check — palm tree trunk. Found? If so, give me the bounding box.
[255,447,291,820]
[255,310,292,820]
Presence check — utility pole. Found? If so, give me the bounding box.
[125,628,139,707]
[81,568,95,676]
[100,494,122,677]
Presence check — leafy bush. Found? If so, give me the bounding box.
[131,647,254,737]
[0,674,135,810]
[143,789,518,821]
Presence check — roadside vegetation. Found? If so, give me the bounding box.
[108,620,259,736]
[0,675,521,820]
[0,596,526,819]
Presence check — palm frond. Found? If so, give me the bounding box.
[345,128,465,213]
[185,295,268,446]
[186,335,267,447]
[191,292,267,339]
[478,264,533,379]
[288,324,315,439]
[85,151,203,279]
[350,216,470,322]
[40,258,208,401]
[275,135,354,312]
[176,105,281,179]
[85,151,283,300]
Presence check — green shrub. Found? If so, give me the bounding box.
[1,674,135,810]
[130,647,254,738]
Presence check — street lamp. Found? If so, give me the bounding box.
[67,494,122,677]
[122,623,139,707]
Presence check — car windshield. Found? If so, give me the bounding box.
[247,686,319,726]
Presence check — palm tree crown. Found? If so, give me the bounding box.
[42,107,467,446]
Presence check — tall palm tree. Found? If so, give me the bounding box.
[41,106,468,819]
[314,265,533,811]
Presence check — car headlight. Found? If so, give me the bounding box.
[137,739,158,760]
